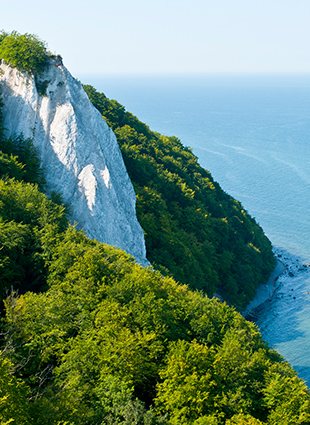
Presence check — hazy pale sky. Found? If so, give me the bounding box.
[2,0,310,76]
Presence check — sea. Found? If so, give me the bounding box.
[78,72,310,386]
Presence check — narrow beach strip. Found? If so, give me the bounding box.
[242,259,285,318]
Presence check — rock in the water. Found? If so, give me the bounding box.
[0,59,148,265]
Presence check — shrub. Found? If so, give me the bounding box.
[0,31,48,74]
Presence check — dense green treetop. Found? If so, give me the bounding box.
[0,30,49,74]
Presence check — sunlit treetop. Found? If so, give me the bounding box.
[0,30,49,74]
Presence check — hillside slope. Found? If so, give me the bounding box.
[84,85,275,307]
[0,139,308,424]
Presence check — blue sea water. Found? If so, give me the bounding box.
[79,72,310,385]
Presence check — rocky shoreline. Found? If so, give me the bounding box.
[242,258,286,318]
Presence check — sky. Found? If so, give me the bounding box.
[1,0,310,76]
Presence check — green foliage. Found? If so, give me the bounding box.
[0,31,48,74]
[0,130,68,303]
[225,414,264,424]
[94,375,166,424]
[83,85,275,308]
[0,134,46,188]
[0,178,68,301]
[0,352,32,424]
[262,362,310,424]
[0,151,25,180]
[0,30,9,45]
[2,232,309,424]
[155,332,310,424]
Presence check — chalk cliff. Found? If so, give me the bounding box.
[0,58,148,265]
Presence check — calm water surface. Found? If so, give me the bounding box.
[79,73,310,385]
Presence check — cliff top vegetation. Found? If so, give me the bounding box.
[0,30,50,74]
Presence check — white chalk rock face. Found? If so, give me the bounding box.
[0,59,148,265]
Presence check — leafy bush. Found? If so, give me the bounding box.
[0,30,48,74]
[0,134,46,189]
[0,30,9,45]
[0,151,25,181]
[0,352,32,424]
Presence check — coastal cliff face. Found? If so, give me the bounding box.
[0,59,148,265]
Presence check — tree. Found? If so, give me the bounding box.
[0,31,48,74]
[155,339,216,424]
[0,134,46,188]
[262,363,310,424]
[0,352,32,425]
